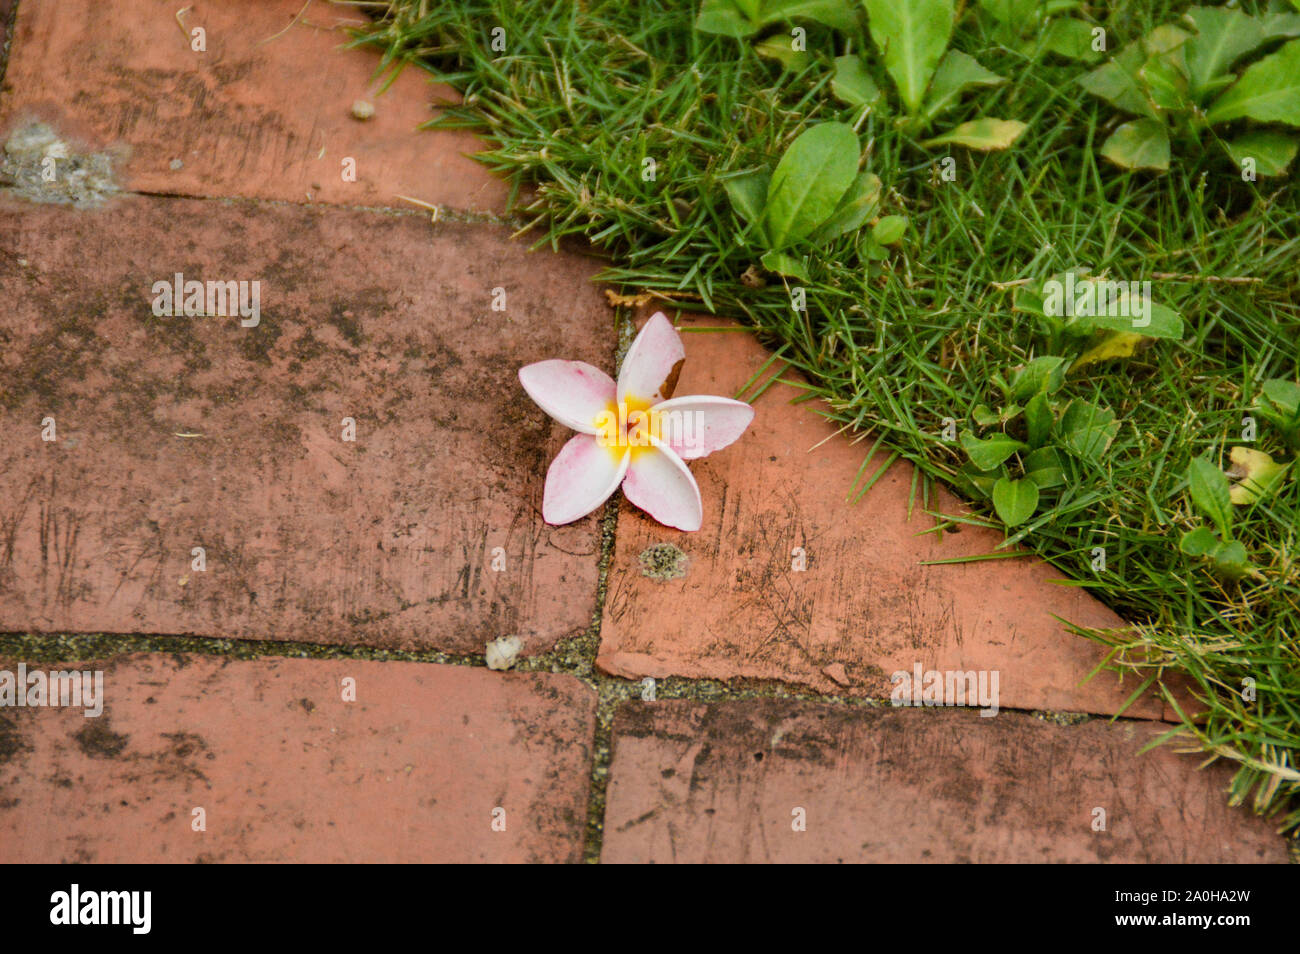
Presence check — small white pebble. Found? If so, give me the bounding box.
[485,635,524,671]
[350,99,375,121]
[169,158,183,170]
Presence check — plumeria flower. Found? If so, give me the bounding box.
[519,313,754,531]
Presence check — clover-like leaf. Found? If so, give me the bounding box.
[961,430,1027,470]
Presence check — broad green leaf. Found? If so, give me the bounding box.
[972,404,1001,427]
[863,0,954,114]
[860,234,889,260]
[755,34,813,69]
[1227,447,1289,505]
[1024,393,1054,447]
[1023,445,1065,488]
[1099,119,1170,171]
[1209,539,1250,578]
[1179,526,1219,557]
[724,170,771,229]
[1206,38,1300,125]
[761,0,860,33]
[1038,271,1183,337]
[957,461,1000,497]
[1078,42,1158,118]
[1009,355,1068,402]
[1071,331,1146,370]
[1074,302,1184,339]
[993,476,1039,527]
[1258,9,1300,39]
[832,55,883,107]
[960,430,1026,470]
[872,214,907,245]
[763,123,859,248]
[1181,6,1272,98]
[1257,379,1300,447]
[978,0,1037,26]
[696,0,759,36]
[1138,48,1190,111]
[1043,18,1103,62]
[1225,131,1300,176]
[1261,378,1300,416]
[922,50,1006,120]
[810,170,882,242]
[1145,23,1190,57]
[1187,456,1233,538]
[1206,540,1248,579]
[921,118,1027,150]
[759,249,811,280]
[1058,399,1118,463]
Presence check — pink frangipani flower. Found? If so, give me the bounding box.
[519,313,754,531]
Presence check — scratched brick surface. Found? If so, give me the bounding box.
[0,195,611,652]
[601,700,1288,863]
[0,654,596,862]
[0,0,509,211]
[599,314,1167,719]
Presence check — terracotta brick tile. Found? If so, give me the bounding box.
[0,195,611,653]
[599,314,1166,718]
[601,700,1287,863]
[0,654,596,862]
[0,0,509,211]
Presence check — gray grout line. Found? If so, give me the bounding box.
[119,187,536,231]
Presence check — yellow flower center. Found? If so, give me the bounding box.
[594,395,657,464]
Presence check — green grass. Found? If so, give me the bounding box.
[354,0,1300,829]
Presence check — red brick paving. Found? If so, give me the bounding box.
[0,195,611,654]
[601,700,1287,864]
[599,314,1167,720]
[0,654,596,862]
[0,0,510,212]
[0,0,1286,865]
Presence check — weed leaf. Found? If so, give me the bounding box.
[1187,456,1233,539]
[993,476,1039,526]
[763,122,859,247]
[1100,119,1171,171]
[1206,38,1300,125]
[921,117,1027,150]
[863,0,954,114]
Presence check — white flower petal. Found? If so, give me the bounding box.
[651,394,755,460]
[617,312,685,404]
[520,360,616,435]
[543,433,630,525]
[621,439,703,532]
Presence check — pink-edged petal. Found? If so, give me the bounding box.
[652,394,755,460]
[520,360,616,435]
[617,312,685,404]
[543,434,630,525]
[621,439,703,532]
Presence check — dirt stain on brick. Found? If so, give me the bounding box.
[74,718,129,759]
[0,710,30,764]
